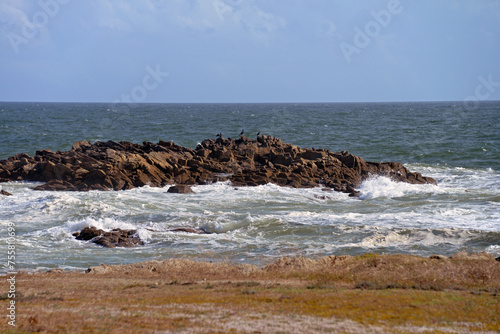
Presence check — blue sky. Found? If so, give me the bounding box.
[1,0,499,103]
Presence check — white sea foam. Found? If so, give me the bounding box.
[65,217,138,232]
[0,161,499,271]
[343,227,479,250]
[356,232,411,248]
[408,164,500,190]
[486,245,500,256]
[357,176,439,200]
[24,217,154,245]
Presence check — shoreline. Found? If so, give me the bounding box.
[2,252,499,333]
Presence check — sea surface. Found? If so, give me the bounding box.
[0,101,499,272]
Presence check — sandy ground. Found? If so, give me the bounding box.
[1,253,499,333]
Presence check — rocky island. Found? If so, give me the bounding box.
[0,135,436,196]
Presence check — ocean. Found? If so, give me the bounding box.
[1,101,499,272]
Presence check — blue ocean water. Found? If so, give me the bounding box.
[0,101,499,271]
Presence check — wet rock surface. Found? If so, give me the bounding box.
[73,227,143,248]
[0,136,436,196]
[167,185,194,194]
[167,227,207,234]
[0,189,12,196]
[73,226,208,247]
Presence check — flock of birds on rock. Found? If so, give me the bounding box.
[216,129,261,140]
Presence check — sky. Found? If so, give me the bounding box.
[0,0,499,103]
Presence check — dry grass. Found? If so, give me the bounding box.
[1,253,499,333]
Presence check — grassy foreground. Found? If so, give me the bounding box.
[1,252,499,333]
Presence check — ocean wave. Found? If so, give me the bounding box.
[356,176,440,200]
[340,227,497,252]
[408,164,500,190]
[1,164,499,270]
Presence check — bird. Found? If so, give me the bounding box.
[216,133,222,138]
[239,129,244,136]
[256,131,260,136]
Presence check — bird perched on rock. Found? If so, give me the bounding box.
[239,129,244,136]
[216,133,222,139]
[256,132,264,143]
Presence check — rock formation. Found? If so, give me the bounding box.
[0,135,436,196]
[167,185,194,194]
[0,189,12,196]
[73,227,143,248]
[73,226,207,247]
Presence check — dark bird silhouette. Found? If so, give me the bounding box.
[240,129,244,136]
[216,133,222,138]
[256,131,260,136]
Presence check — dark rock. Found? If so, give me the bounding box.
[34,180,79,191]
[73,227,104,240]
[168,227,207,234]
[73,227,143,248]
[314,195,331,200]
[72,141,92,151]
[0,189,12,196]
[93,229,143,248]
[0,136,437,196]
[298,150,325,161]
[167,185,194,194]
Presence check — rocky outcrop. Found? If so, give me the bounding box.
[73,227,143,248]
[73,226,208,248]
[0,189,12,196]
[0,135,436,196]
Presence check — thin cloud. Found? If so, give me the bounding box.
[0,2,29,31]
[93,0,286,43]
[0,0,62,52]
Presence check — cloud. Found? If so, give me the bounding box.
[239,5,287,36]
[95,1,132,32]
[319,20,341,40]
[0,0,33,32]
[93,0,161,32]
[175,0,224,31]
[0,0,69,53]
[213,0,287,43]
[92,0,286,43]
[213,0,234,21]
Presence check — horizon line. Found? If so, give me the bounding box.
[1,100,500,104]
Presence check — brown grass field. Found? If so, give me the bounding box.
[1,252,499,333]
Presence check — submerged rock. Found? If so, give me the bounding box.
[0,136,437,196]
[0,189,12,196]
[168,227,207,234]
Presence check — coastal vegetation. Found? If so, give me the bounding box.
[1,252,499,333]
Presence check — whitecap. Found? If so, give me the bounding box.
[357,231,410,248]
[486,245,500,256]
[64,217,138,232]
[357,176,438,200]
